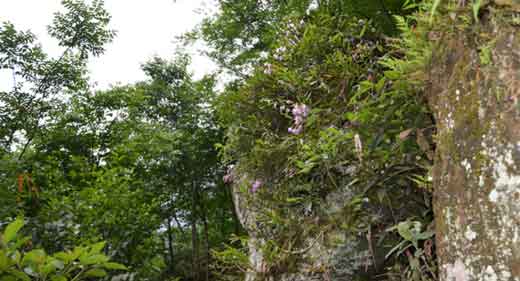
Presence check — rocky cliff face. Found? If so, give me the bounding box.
[232,181,371,281]
[230,171,428,281]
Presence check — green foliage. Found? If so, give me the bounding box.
[49,0,116,58]
[429,0,488,23]
[17,56,229,280]
[472,0,483,21]
[208,0,438,279]
[3,0,480,280]
[478,39,496,65]
[0,2,235,280]
[0,218,126,281]
[211,236,249,280]
[195,0,412,75]
[385,220,436,280]
[0,0,115,159]
[430,0,442,22]
[195,0,312,74]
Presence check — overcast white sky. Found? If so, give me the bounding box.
[0,0,217,90]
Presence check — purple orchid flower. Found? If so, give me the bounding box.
[288,125,303,135]
[288,103,309,135]
[223,165,235,184]
[223,174,233,184]
[292,104,309,118]
[251,179,263,193]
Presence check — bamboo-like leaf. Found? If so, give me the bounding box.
[385,240,407,260]
[430,0,442,23]
[473,0,482,22]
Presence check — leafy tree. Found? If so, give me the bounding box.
[195,0,412,76]
[1,48,237,280]
[0,0,115,157]
[0,2,237,280]
[0,0,115,223]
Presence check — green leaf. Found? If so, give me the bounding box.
[13,237,30,250]
[79,254,109,265]
[473,0,482,22]
[12,251,21,266]
[397,221,413,241]
[2,218,24,245]
[375,77,386,92]
[0,250,10,270]
[385,240,407,260]
[384,70,400,80]
[22,267,38,277]
[396,242,414,257]
[41,258,64,275]
[430,0,442,23]
[416,230,434,240]
[41,264,57,275]
[0,275,17,281]
[70,247,85,261]
[103,262,127,270]
[89,242,106,254]
[50,259,65,270]
[84,268,107,278]
[285,197,303,203]
[53,252,73,264]
[8,269,30,281]
[50,275,67,281]
[22,250,46,266]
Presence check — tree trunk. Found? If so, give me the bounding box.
[428,13,520,280]
[225,183,242,235]
[167,218,175,272]
[162,236,170,273]
[173,211,186,237]
[202,210,210,281]
[191,182,200,281]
